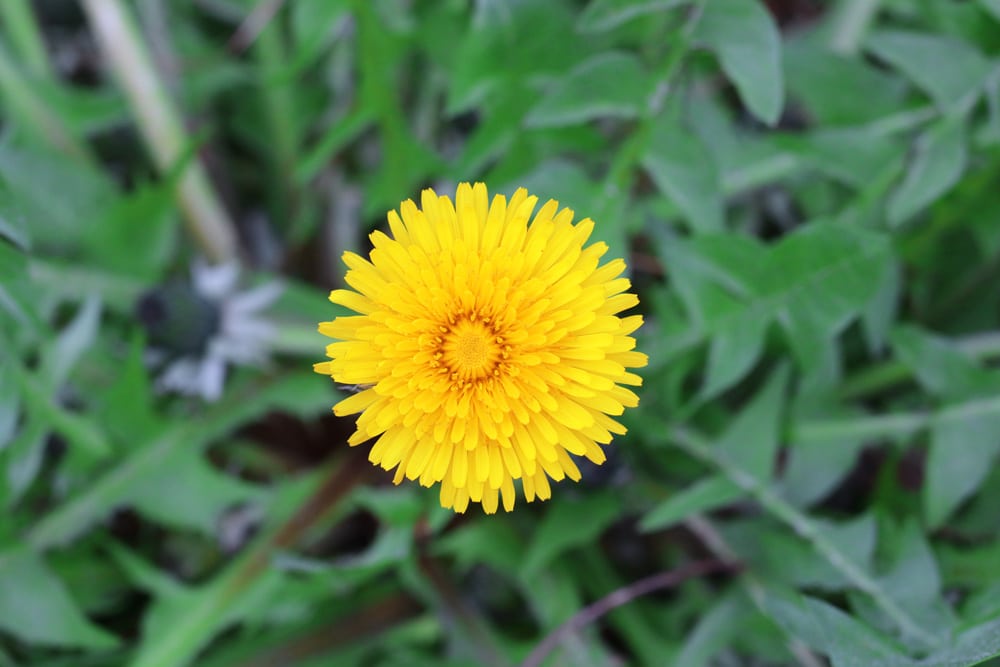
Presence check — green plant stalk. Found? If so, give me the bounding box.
[669,426,933,645]
[0,0,51,78]
[80,0,239,264]
[0,40,91,162]
[255,22,299,218]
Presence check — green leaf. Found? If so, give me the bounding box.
[522,492,621,576]
[920,618,1000,667]
[434,518,524,576]
[674,593,744,667]
[0,547,119,649]
[639,475,742,532]
[716,364,788,478]
[666,222,892,381]
[0,361,18,448]
[642,112,724,233]
[447,2,584,113]
[130,448,265,536]
[81,182,178,280]
[892,327,1000,526]
[290,0,351,67]
[42,296,101,387]
[925,412,1000,528]
[878,521,950,632]
[862,259,900,354]
[25,372,331,551]
[783,404,869,507]
[722,515,876,591]
[760,590,909,667]
[891,326,999,398]
[887,116,968,226]
[779,128,904,190]
[981,0,1000,21]
[765,222,891,371]
[577,0,688,32]
[783,34,905,126]
[866,30,992,110]
[696,0,784,125]
[525,51,650,127]
[701,318,768,398]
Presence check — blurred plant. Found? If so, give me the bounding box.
[139,260,282,401]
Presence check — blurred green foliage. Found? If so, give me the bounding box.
[3,0,1000,665]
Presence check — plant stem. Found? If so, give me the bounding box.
[0,0,51,78]
[669,425,933,644]
[80,0,239,264]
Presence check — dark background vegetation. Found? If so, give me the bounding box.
[3,0,1000,665]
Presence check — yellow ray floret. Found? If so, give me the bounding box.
[315,182,648,513]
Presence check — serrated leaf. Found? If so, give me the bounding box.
[639,475,742,532]
[577,0,688,32]
[696,0,784,125]
[0,547,119,649]
[525,51,649,127]
[642,113,724,233]
[666,222,891,383]
[888,116,967,226]
[866,30,992,110]
[522,492,621,576]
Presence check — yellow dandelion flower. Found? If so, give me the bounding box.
[315,183,647,514]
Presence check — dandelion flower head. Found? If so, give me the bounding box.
[315,183,647,513]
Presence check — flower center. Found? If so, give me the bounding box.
[440,317,504,383]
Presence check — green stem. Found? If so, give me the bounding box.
[0,0,51,78]
[255,20,299,220]
[80,0,239,264]
[669,426,933,645]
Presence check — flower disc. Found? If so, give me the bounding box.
[315,182,647,513]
